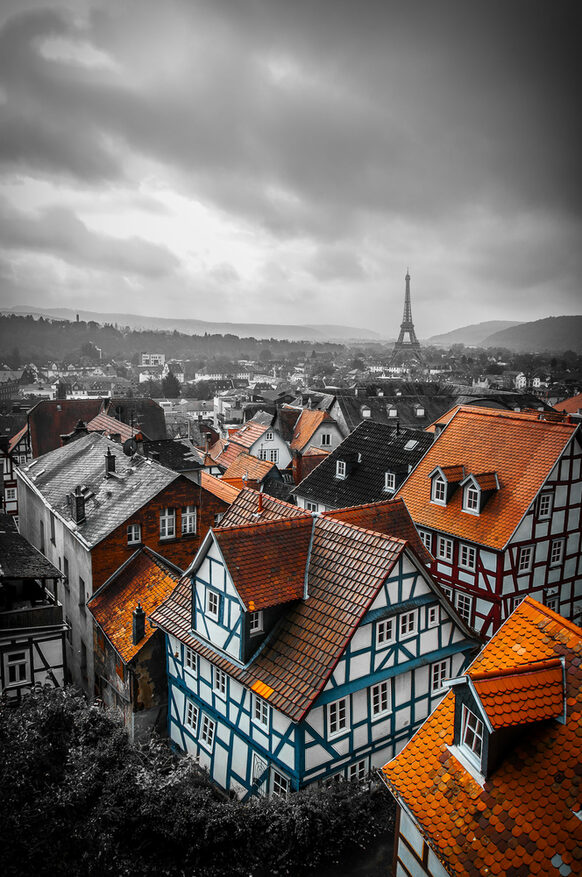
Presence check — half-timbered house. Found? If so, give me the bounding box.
[396,406,582,636]
[150,494,479,798]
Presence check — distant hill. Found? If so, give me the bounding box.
[429,320,521,347]
[482,315,582,353]
[3,305,379,343]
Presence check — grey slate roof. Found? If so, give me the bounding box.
[0,512,61,579]
[140,438,205,471]
[293,419,433,509]
[20,433,178,548]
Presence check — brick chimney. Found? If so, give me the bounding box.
[132,603,146,645]
[71,486,86,524]
[104,447,116,476]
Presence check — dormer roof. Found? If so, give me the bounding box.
[461,470,499,492]
[429,464,465,483]
[470,659,564,729]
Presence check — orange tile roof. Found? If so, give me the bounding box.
[208,437,226,461]
[554,393,582,415]
[382,597,582,876]
[213,517,313,610]
[471,659,564,729]
[397,406,579,550]
[151,516,410,722]
[302,445,329,458]
[321,499,433,567]
[88,547,182,664]
[87,412,137,442]
[8,423,28,453]
[200,471,241,504]
[222,451,275,482]
[468,471,499,491]
[230,421,269,449]
[290,409,332,451]
[217,487,309,527]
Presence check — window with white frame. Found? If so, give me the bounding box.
[249,610,263,635]
[419,529,432,552]
[376,618,395,648]
[181,505,197,535]
[431,659,450,693]
[185,700,198,732]
[305,501,319,512]
[200,714,216,750]
[4,649,30,687]
[509,595,523,613]
[442,585,453,601]
[538,492,553,519]
[272,770,290,799]
[328,698,347,737]
[550,539,564,566]
[399,610,417,638]
[415,407,425,417]
[432,477,446,504]
[254,694,270,729]
[5,487,17,502]
[463,486,480,513]
[321,433,332,446]
[427,605,440,628]
[206,590,220,621]
[127,523,141,545]
[371,681,390,717]
[336,460,346,479]
[348,760,367,781]
[159,507,176,539]
[545,594,559,612]
[517,545,533,573]
[461,705,484,764]
[214,667,227,698]
[185,647,197,672]
[384,471,396,492]
[437,536,453,561]
[456,592,473,624]
[258,449,268,461]
[459,544,477,571]
[265,431,273,441]
[388,407,398,418]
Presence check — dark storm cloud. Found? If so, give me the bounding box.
[0,199,180,277]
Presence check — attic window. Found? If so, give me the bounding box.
[336,460,347,479]
[361,406,371,418]
[432,477,446,504]
[384,471,396,492]
[388,407,398,417]
[404,439,418,450]
[415,407,425,417]
[460,705,484,766]
[463,486,480,514]
[265,431,273,441]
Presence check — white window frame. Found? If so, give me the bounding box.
[376,618,395,649]
[185,700,198,733]
[200,714,216,751]
[305,501,319,512]
[545,594,559,612]
[517,545,533,574]
[509,595,523,613]
[272,770,290,799]
[388,407,398,418]
[437,536,453,561]
[415,407,425,417]
[427,604,440,628]
[181,504,197,535]
[431,659,450,693]
[249,610,263,635]
[456,592,474,625]
[432,477,446,504]
[538,492,553,519]
[268,448,279,464]
[265,431,274,441]
[336,460,346,479]
[159,507,176,540]
[459,544,477,571]
[253,694,270,729]
[371,680,391,718]
[327,697,348,738]
[4,649,31,687]
[419,529,432,552]
[463,486,480,514]
[384,471,396,492]
[399,609,417,639]
[442,585,453,601]
[5,487,16,502]
[460,705,484,766]
[127,523,141,545]
[214,666,227,698]
[550,539,564,566]
[185,646,197,673]
[206,589,220,622]
[320,433,332,447]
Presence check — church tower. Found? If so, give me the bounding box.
[390,270,422,363]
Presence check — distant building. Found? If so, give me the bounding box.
[141,353,166,367]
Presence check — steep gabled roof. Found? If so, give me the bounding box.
[88,547,182,664]
[554,393,582,416]
[87,412,137,442]
[290,409,334,451]
[293,419,433,509]
[217,487,308,527]
[199,472,241,504]
[221,452,277,483]
[27,398,103,457]
[18,433,179,548]
[151,516,410,722]
[213,516,314,610]
[228,420,270,449]
[397,406,580,550]
[381,598,582,877]
[8,423,28,454]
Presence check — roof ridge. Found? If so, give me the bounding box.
[317,514,408,547]
[521,594,582,635]
[214,514,312,537]
[470,658,563,681]
[322,497,405,515]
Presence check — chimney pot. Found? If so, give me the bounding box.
[105,447,116,476]
[71,485,86,524]
[132,602,146,645]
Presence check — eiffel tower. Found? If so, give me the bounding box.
[391,269,422,363]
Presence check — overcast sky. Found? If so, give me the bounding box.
[0,0,580,337]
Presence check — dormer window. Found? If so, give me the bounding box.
[461,472,499,514]
[384,471,396,492]
[432,477,446,504]
[336,460,347,479]
[415,406,425,417]
[388,407,398,418]
[249,610,263,635]
[461,705,484,766]
[361,406,371,419]
[464,486,480,513]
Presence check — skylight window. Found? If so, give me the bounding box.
[404,439,418,450]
